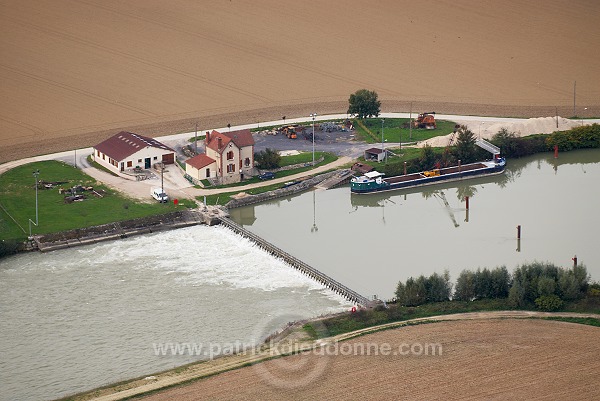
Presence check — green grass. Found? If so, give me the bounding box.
[541,317,600,327]
[353,118,457,144]
[188,134,206,143]
[0,161,192,241]
[279,151,326,167]
[303,296,600,339]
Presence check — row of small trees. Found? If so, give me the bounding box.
[395,262,590,311]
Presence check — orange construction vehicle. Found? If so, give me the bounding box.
[413,112,437,129]
[279,124,306,139]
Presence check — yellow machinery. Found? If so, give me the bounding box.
[423,169,440,177]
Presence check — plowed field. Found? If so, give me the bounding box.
[143,319,600,400]
[1,0,599,162]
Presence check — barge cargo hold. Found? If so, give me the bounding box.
[350,158,506,194]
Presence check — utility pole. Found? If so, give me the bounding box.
[409,101,413,141]
[194,122,198,154]
[573,80,576,117]
[310,113,317,166]
[29,169,40,237]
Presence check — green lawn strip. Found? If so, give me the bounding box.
[304,296,600,339]
[540,316,600,327]
[188,134,206,143]
[353,118,457,144]
[0,161,191,241]
[279,151,327,167]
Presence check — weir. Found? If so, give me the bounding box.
[218,216,371,307]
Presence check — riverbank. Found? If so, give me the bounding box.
[60,309,600,401]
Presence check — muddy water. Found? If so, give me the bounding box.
[0,226,349,401]
[231,149,600,300]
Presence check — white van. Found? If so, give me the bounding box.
[151,187,168,203]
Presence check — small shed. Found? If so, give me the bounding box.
[364,147,387,162]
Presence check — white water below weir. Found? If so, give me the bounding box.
[0,226,351,401]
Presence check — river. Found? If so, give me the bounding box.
[230,149,600,301]
[0,226,350,401]
[1,149,598,401]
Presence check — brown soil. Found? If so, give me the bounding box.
[142,318,600,401]
[2,1,599,163]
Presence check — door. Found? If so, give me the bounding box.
[145,157,151,169]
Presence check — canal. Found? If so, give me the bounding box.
[230,149,600,301]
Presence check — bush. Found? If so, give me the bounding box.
[546,123,600,151]
[535,295,564,311]
[254,148,281,169]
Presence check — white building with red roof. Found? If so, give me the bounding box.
[93,131,175,174]
[186,128,255,184]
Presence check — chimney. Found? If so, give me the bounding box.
[205,131,211,144]
[217,136,222,151]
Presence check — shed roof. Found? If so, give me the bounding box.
[94,131,174,161]
[365,147,386,154]
[186,154,216,169]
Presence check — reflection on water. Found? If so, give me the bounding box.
[232,149,600,300]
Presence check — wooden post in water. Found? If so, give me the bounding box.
[572,255,578,268]
[465,196,469,210]
[554,145,558,159]
[517,225,521,239]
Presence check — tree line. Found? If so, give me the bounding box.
[395,262,591,311]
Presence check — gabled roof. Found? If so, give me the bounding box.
[186,153,216,170]
[206,129,254,153]
[94,131,174,161]
[205,130,232,153]
[224,129,254,148]
[365,147,386,154]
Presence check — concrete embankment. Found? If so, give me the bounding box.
[31,207,226,252]
[225,169,352,209]
[219,216,370,306]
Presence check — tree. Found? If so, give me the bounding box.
[454,270,476,301]
[419,144,436,170]
[453,125,478,163]
[254,148,281,169]
[347,89,381,119]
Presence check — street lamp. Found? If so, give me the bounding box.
[310,113,317,166]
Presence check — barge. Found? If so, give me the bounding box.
[350,157,506,194]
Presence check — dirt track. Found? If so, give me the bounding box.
[76,311,600,401]
[1,0,599,163]
[142,319,600,401]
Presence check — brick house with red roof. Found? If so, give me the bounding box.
[93,131,175,174]
[186,128,255,184]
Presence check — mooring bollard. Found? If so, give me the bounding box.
[517,225,521,240]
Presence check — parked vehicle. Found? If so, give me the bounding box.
[151,187,169,203]
[258,172,275,180]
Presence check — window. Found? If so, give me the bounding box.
[227,151,234,160]
[244,157,251,167]
[138,159,142,163]
[205,168,210,178]
[227,163,235,173]
[153,156,158,160]
[96,150,100,156]
[102,154,105,160]
[127,161,132,167]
